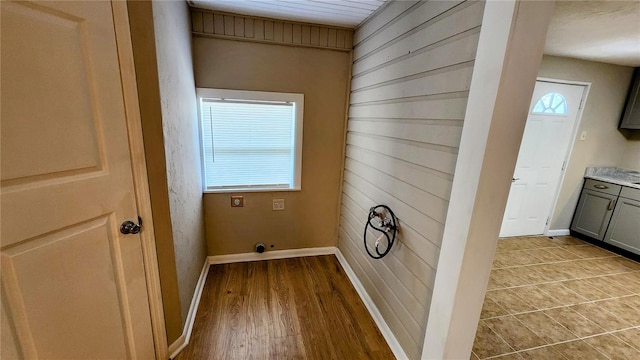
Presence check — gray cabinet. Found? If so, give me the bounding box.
[620,67,640,130]
[571,189,618,240]
[604,189,640,254]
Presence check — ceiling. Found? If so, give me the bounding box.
[188,1,639,67]
[545,1,640,67]
[189,0,387,28]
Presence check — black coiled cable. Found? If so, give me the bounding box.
[364,205,397,259]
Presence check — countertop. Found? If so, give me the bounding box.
[584,167,640,190]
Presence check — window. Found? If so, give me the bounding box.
[532,92,568,115]
[197,89,303,192]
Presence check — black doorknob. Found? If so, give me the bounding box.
[120,216,142,235]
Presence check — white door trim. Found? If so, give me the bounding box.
[112,2,168,359]
[535,77,591,236]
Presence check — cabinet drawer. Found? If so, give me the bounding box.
[620,186,640,202]
[584,179,621,196]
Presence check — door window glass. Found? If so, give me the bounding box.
[532,92,568,115]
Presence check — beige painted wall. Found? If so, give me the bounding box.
[126,0,183,344]
[621,129,640,170]
[152,0,208,331]
[193,38,350,255]
[539,56,635,230]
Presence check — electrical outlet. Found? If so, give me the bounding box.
[273,199,285,211]
[231,195,244,207]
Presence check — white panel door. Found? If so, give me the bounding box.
[1,1,155,359]
[499,81,585,237]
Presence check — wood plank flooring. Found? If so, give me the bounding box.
[175,255,394,360]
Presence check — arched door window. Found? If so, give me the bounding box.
[532,92,568,115]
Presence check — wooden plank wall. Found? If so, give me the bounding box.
[190,8,353,51]
[338,1,485,358]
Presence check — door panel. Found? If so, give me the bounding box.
[500,81,585,237]
[604,197,640,254]
[570,189,616,240]
[1,1,154,359]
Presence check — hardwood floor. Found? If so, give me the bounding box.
[176,255,394,360]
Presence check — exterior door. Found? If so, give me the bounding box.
[1,1,155,359]
[500,81,585,237]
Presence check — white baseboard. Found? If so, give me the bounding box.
[546,229,570,236]
[335,249,407,360]
[208,246,337,264]
[169,258,210,359]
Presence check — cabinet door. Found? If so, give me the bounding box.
[571,189,617,240]
[604,197,640,255]
[620,67,640,129]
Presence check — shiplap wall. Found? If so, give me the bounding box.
[338,1,485,358]
[190,8,353,51]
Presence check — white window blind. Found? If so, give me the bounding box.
[200,97,298,190]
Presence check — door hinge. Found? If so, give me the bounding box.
[579,98,584,110]
[561,160,567,171]
[546,217,550,225]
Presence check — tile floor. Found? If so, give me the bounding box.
[472,235,640,359]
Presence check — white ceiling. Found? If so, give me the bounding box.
[189,1,640,67]
[189,0,387,28]
[545,1,640,67]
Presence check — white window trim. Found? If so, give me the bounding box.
[196,88,304,193]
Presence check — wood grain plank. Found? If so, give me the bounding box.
[346,132,457,175]
[355,0,464,59]
[285,258,337,360]
[274,21,283,42]
[202,12,214,34]
[264,20,274,41]
[310,26,320,45]
[301,25,310,44]
[351,33,480,90]
[349,96,469,121]
[328,28,338,47]
[292,24,302,44]
[350,64,474,104]
[192,10,203,32]
[223,15,234,36]
[347,117,463,148]
[336,29,346,48]
[283,23,293,43]
[244,18,254,38]
[254,19,265,40]
[353,2,483,69]
[319,27,329,47]
[234,16,244,37]
[213,14,224,34]
[354,0,417,45]
[175,257,393,359]
[345,30,354,49]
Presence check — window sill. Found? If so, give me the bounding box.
[203,187,301,194]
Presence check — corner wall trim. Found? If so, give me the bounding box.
[335,249,408,360]
[208,246,337,264]
[546,229,571,236]
[168,259,210,359]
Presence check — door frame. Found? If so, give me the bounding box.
[534,77,591,237]
[112,2,168,359]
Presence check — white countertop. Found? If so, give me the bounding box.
[584,167,640,190]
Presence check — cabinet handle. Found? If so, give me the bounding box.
[594,184,609,190]
[608,199,616,211]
